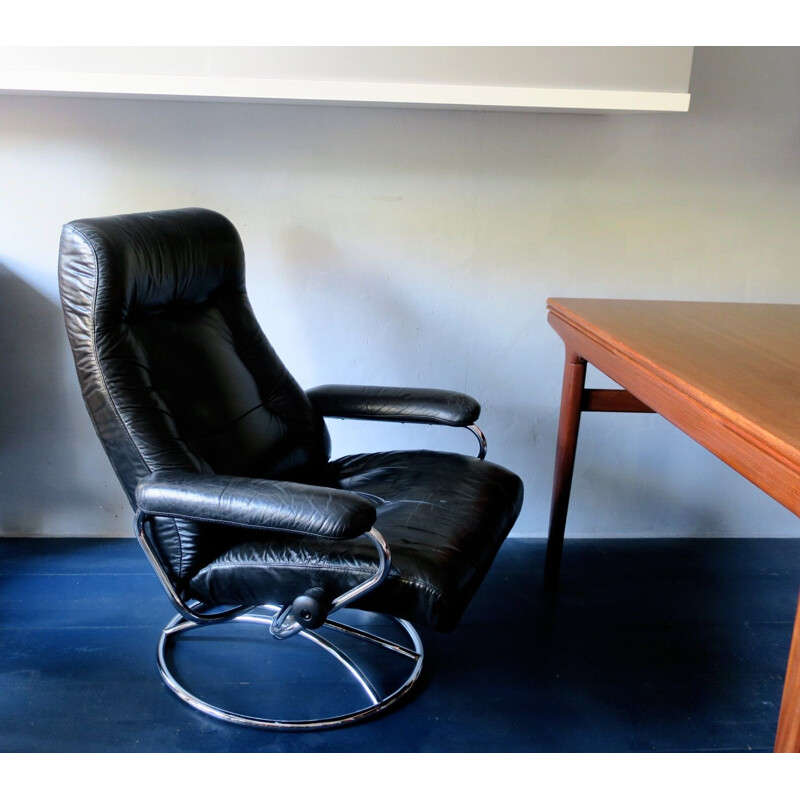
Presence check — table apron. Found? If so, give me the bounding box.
[549,312,800,518]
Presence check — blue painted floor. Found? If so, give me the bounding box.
[1,536,798,753]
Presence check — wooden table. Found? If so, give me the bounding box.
[545,297,800,753]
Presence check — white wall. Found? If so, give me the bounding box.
[1,46,799,538]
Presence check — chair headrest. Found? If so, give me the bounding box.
[59,207,245,323]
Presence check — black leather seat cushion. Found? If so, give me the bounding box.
[189,450,523,632]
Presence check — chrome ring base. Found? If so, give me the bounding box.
[156,605,424,730]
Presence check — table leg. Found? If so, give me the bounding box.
[775,591,800,752]
[544,350,587,595]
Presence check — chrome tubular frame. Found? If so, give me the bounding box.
[269,527,391,640]
[135,511,255,624]
[157,606,424,730]
[468,423,487,459]
[135,511,424,730]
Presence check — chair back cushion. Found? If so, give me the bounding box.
[58,208,330,583]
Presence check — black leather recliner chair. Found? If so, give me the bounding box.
[58,208,524,729]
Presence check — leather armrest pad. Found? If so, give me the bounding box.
[136,472,377,540]
[306,384,480,427]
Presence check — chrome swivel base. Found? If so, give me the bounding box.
[156,605,424,730]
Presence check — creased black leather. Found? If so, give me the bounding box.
[58,208,330,583]
[58,208,524,630]
[190,450,523,632]
[307,384,481,427]
[136,472,376,540]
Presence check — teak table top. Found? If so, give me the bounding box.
[545,297,800,751]
[547,298,800,517]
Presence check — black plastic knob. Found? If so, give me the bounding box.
[291,587,328,629]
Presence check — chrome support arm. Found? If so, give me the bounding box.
[269,527,392,640]
[136,512,391,636]
[468,424,487,459]
[135,511,255,625]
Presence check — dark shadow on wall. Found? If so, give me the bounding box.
[0,263,128,536]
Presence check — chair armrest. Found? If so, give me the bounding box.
[135,472,377,541]
[306,384,481,427]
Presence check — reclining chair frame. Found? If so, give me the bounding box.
[133,425,486,730]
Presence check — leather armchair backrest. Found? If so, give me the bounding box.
[58,208,331,583]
